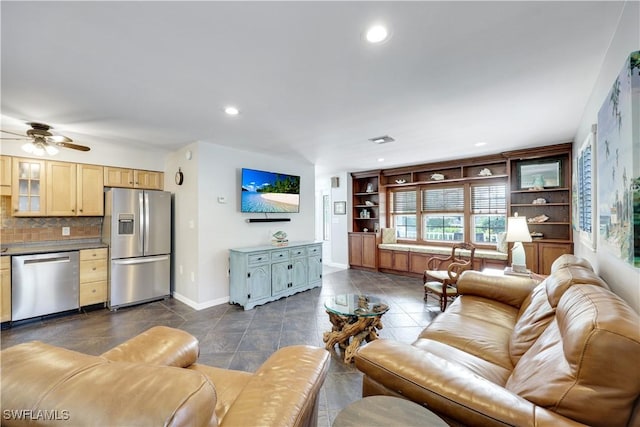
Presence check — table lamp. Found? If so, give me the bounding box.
[505,214,532,273]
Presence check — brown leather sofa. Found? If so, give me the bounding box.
[1,326,330,427]
[355,255,640,427]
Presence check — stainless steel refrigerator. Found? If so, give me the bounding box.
[103,188,171,309]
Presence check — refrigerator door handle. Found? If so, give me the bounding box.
[138,192,145,253]
[112,255,170,265]
[144,192,150,254]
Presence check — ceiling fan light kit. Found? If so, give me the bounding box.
[0,122,90,156]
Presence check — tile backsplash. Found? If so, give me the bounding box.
[0,196,102,244]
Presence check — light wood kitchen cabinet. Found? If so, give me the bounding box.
[47,161,77,216]
[11,157,46,216]
[0,155,12,195]
[79,248,108,307]
[348,232,378,270]
[104,167,163,190]
[1,256,11,322]
[46,162,104,216]
[77,164,104,216]
[134,170,163,190]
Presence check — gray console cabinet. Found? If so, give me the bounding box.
[229,241,323,310]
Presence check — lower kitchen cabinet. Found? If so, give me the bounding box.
[1,256,11,322]
[348,232,378,270]
[522,242,573,275]
[229,242,323,310]
[79,248,108,307]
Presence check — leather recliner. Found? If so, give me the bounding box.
[1,326,331,427]
[355,255,640,427]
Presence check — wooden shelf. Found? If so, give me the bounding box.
[511,203,569,207]
[511,187,570,194]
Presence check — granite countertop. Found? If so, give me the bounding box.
[1,239,107,256]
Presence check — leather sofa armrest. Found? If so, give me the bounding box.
[219,345,330,427]
[101,326,199,368]
[355,340,587,427]
[457,270,538,308]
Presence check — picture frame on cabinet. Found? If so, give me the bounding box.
[518,159,561,189]
[333,201,346,215]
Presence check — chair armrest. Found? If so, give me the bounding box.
[446,261,471,281]
[355,340,587,427]
[219,346,330,427]
[456,270,538,308]
[101,326,199,368]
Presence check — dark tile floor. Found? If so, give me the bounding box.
[1,267,440,426]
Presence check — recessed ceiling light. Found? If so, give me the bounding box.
[365,25,389,43]
[369,135,395,144]
[377,158,385,162]
[224,106,240,116]
[475,142,487,147]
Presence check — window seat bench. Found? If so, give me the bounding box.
[377,243,508,276]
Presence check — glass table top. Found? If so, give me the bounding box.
[324,294,389,317]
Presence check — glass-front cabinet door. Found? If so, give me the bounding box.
[12,157,46,216]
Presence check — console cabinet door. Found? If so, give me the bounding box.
[247,265,271,301]
[271,261,289,295]
[291,258,307,289]
[308,255,322,284]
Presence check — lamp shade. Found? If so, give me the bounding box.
[505,216,532,243]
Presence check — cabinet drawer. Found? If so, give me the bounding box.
[248,252,270,265]
[290,248,307,258]
[80,248,108,261]
[80,259,107,283]
[308,245,322,256]
[1,256,10,270]
[79,281,107,306]
[271,250,289,261]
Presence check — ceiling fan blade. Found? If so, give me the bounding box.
[0,129,27,137]
[0,137,30,140]
[56,142,90,152]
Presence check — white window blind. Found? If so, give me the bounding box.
[421,187,464,212]
[578,144,592,233]
[392,190,416,213]
[471,184,506,214]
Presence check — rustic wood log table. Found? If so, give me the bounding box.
[323,294,389,363]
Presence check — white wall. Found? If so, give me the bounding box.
[166,141,316,309]
[315,171,349,268]
[573,1,639,312]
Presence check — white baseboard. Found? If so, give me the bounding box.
[172,291,229,311]
[324,262,348,269]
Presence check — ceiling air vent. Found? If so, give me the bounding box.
[369,135,395,144]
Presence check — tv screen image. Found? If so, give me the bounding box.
[241,168,300,213]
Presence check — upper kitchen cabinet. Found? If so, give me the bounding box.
[12,157,46,216]
[0,155,12,196]
[77,164,104,216]
[104,167,163,190]
[46,162,105,217]
[134,170,163,190]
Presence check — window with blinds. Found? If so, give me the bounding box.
[390,190,417,239]
[422,186,464,242]
[471,184,506,243]
[578,143,592,233]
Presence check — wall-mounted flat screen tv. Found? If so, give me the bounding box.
[241,168,300,213]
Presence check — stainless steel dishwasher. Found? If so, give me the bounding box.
[12,251,79,321]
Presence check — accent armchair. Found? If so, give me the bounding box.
[423,242,475,311]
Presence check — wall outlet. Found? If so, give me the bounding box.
[62,227,70,236]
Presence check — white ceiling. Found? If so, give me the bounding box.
[0,1,625,175]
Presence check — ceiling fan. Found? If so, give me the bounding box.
[0,122,90,155]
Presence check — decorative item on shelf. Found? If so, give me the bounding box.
[505,213,532,274]
[395,179,406,184]
[532,198,547,204]
[271,231,288,247]
[478,168,492,176]
[528,214,550,223]
[374,223,380,233]
[530,232,544,239]
[430,173,445,181]
[363,228,369,232]
[365,183,374,193]
[364,200,375,206]
[529,174,546,190]
[360,209,370,219]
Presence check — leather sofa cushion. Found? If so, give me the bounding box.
[550,254,595,272]
[2,342,217,427]
[509,283,554,365]
[543,266,610,307]
[506,285,640,427]
[419,296,518,370]
[101,325,199,368]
